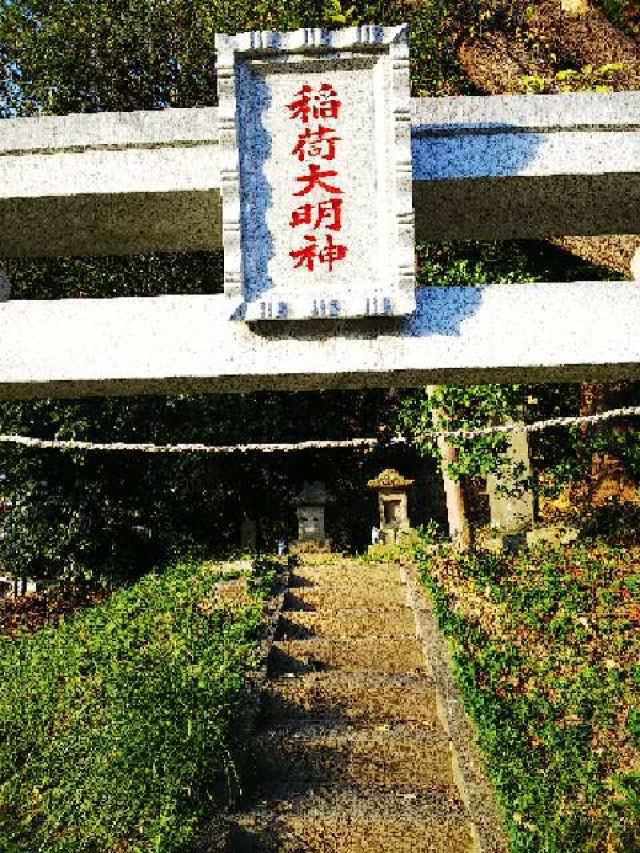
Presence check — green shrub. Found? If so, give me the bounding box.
[0,561,264,853]
[419,543,640,852]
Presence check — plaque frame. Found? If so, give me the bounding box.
[215,25,416,321]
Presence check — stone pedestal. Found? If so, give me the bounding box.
[289,538,332,556]
[367,468,414,545]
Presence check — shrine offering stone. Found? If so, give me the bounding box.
[215,25,416,321]
[292,481,331,553]
[295,481,328,541]
[486,426,534,532]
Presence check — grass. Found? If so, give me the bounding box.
[418,539,640,852]
[0,560,271,853]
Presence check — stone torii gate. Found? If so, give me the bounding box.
[0,23,639,400]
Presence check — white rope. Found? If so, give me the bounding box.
[0,405,637,454]
[416,405,640,441]
[0,434,381,454]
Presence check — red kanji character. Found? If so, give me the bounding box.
[290,198,343,231]
[291,125,340,162]
[293,164,342,197]
[313,83,341,120]
[290,203,313,229]
[286,84,312,123]
[315,198,342,231]
[290,234,317,271]
[319,234,347,271]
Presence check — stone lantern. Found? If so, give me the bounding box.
[367,468,414,544]
[291,481,331,553]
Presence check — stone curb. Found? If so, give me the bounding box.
[225,560,291,810]
[193,558,290,852]
[246,559,291,706]
[401,564,509,853]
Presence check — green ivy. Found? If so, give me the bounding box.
[418,542,640,852]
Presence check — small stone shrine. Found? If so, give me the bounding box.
[291,481,331,553]
[367,468,414,544]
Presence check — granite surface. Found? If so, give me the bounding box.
[1,281,639,398]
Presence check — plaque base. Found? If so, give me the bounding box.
[238,289,416,321]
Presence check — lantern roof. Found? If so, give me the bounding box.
[367,468,414,490]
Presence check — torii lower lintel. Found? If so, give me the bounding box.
[0,281,638,399]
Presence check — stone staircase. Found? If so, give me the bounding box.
[224,559,506,852]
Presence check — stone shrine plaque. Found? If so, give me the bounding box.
[216,25,416,321]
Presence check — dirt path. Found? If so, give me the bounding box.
[224,558,507,852]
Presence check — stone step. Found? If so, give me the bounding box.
[290,559,395,573]
[268,638,428,676]
[251,722,454,796]
[261,672,441,727]
[287,577,406,597]
[284,586,406,612]
[289,565,401,586]
[226,788,475,852]
[276,606,416,640]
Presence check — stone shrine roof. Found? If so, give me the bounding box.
[367,468,414,490]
